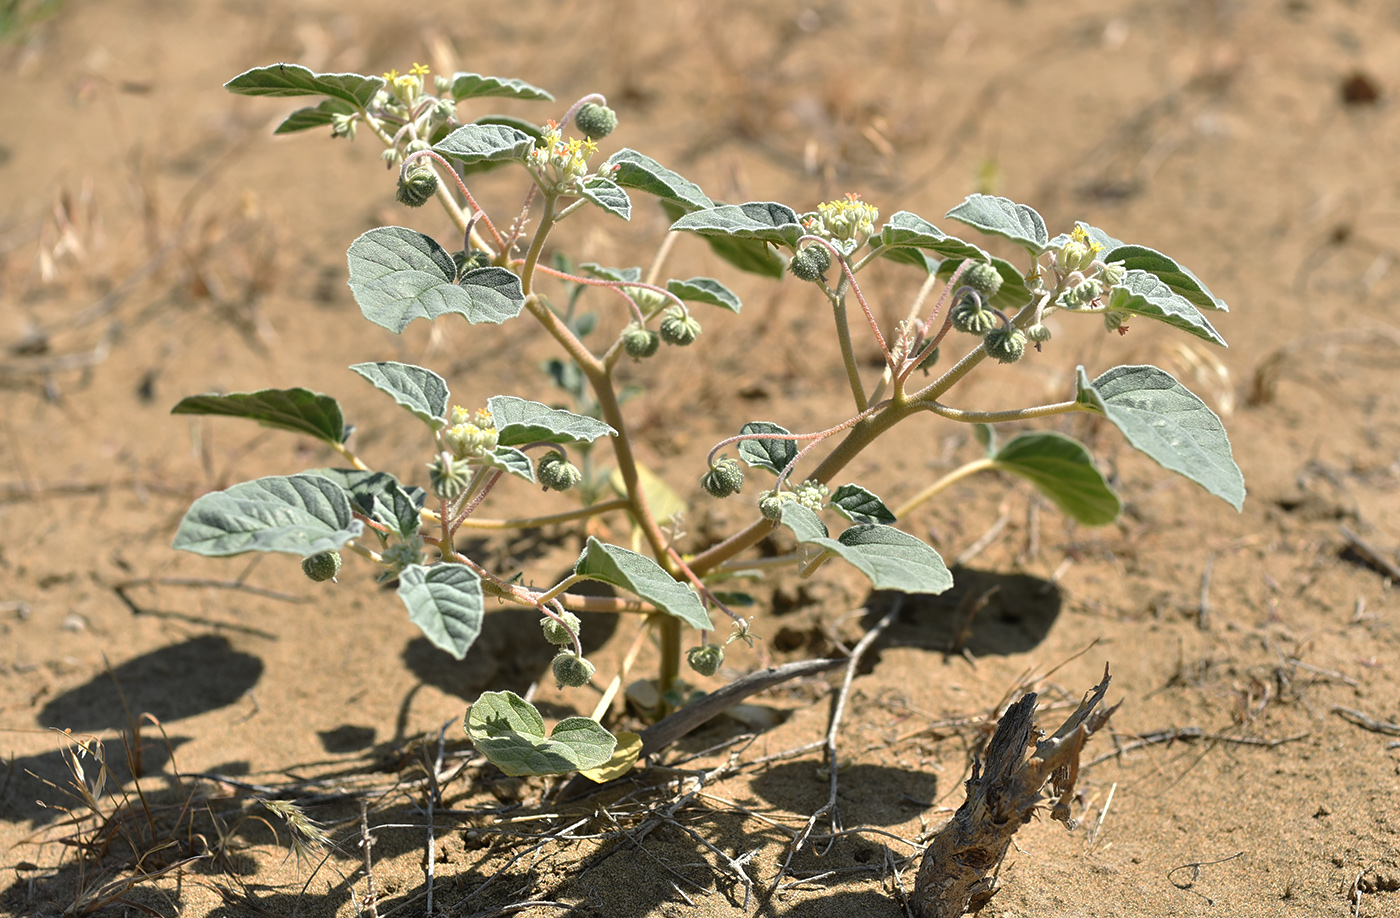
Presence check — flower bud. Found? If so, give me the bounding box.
[622,325,660,359]
[573,102,618,139]
[1026,323,1052,344]
[301,551,342,583]
[1099,260,1127,287]
[552,651,596,687]
[541,610,582,645]
[962,261,1003,299]
[687,643,725,677]
[429,452,473,501]
[659,307,702,346]
[759,490,788,521]
[701,458,744,498]
[537,451,583,492]
[984,327,1028,364]
[396,162,439,208]
[794,479,830,512]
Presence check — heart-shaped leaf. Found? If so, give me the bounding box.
[350,361,451,429]
[1107,271,1227,347]
[603,149,713,211]
[465,691,617,776]
[777,504,952,594]
[488,396,617,446]
[449,72,553,102]
[990,432,1121,526]
[665,277,742,313]
[573,538,712,630]
[669,202,803,248]
[1076,364,1244,510]
[432,123,535,167]
[346,227,525,332]
[1100,244,1228,312]
[397,563,484,660]
[659,199,785,279]
[830,484,897,525]
[578,176,632,220]
[225,64,384,108]
[945,193,1049,255]
[736,421,798,476]
[172,474,365,557]
[274,98,355,134]
[171,388,347,444]
[306,468,425,539]
[878,211,988,262]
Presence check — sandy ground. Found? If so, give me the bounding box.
[2,0,1400,916]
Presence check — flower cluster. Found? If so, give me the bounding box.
[805,193,879,251]
[442,406,498,460]
[527,120,598,195]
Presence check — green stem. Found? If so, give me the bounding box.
[922,399,1087,425]
[520,194,557,296]
[892,458,995,519]
[830,278,868,412]
[657,615,681,698]
[456,497,630,530]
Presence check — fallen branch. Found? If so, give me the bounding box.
[913,666,1117,918]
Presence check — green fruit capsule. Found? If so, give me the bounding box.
[788,244,831,282]
[951,296,997,336]
[541,610,582,645]
[687,643,724,677]
[659,307,702,346]
[962,261,1003,299]
[574,102,618,139]
[552,651,596,687]
[537,451,583,492]
[622,325,660,359]
[701,457,744,498]
[984,327,1028,364]
[396,162,439,207]
[301,551,342,583]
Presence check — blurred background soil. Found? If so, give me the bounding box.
[2,1,1399,915]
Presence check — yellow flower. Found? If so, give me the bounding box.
[410,62,431,78]
[382,68,400,82]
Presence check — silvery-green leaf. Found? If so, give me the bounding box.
[1107,270,1227,346]
[349,361,451,430]
[449,72,553,102]
[778,504,952,594]
[580,263,643,283]
[1100,245,1228,312]
[171,388,346,444]
[666,277,741,313]
[830,484,897,525]
[465,691,616,776]
[432,123,535,167]
[990,432,1121,526]
[225,64,384,108]
[669,202,802,248]
[172,474,364,557]
[603,149,713,211]
[573,538,712,630]
[578,176,631,220]
[878,211,988,262]
[397,563,483,659]
[481,446,535,483]
[488,395,616,446]
[879,247,940,274]
[306,468,425,539]
[736,421,798,476]
[1075,364,1244,510]
[659,199,785,278]
[945,193,1050,255]
[274,98,355,134]
[346,227,525,332]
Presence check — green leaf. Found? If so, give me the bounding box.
[172,474,364,558]
[580,263,643,283]
[306,468,425,539]
[777,504,952,594]
[830,484,897,525]
[603,149,713,211]
[488,395,617,446]
[482,446,536,483]
[669,202,803,248]
[659,199,785,279]
[736,421,798,476]
[432,123,535,167]
[1107,271,1227,346]
[666,277,741,313]
[225,64,384,108]
[945,193,1049,255]
[974,423,997,456]
[1046,221,1125,253]
[878,211,988,262]
[171,388,346,445]
[990,432,1121,526]
[578,176,632,220]
[573,537,712,630]
[1101,244,1228,312]
[878,247,940,274]
[465,691,616,776]
[1076,365,1244,511]
[273,97,354,134]
[449,72,553,102]
[346,226,525,333]
[349,361,450,430]
[936,256,1034,313]
[397,563,484,660]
